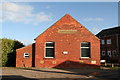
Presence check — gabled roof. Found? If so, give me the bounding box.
[96,26,120,37]
[34,14,77,40]
[34,14,100,40]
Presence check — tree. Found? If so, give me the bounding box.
[0,38,24,67]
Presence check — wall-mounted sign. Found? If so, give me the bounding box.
[58,30,77,34]
[52,61,57,64]
[40,61,44,64]
[79,60,84,63]
[91,60,96,64]
[63,51,68,54]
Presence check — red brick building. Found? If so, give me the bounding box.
[16,14,100,68]
[96,26,120,62]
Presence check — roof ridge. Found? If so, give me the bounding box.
[102,26,120,31]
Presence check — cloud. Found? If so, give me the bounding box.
[0,2,52,24]
[35,12,51,22]
[83,17,104,21]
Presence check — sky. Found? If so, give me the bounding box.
[0,1,119,45]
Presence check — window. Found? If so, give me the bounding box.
[45,42,54,58]
[112,50,116,56]
[24,53,29,58]
[101,40,105,45]
[81,42,90,58]
[107,51,111,57]
[107,39,111,44]
[102,51,105,56]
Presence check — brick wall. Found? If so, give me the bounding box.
[16,43,35,67]
[35,14,100,68]
[100,34,120,59]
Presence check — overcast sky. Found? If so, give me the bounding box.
[0,1,119,45]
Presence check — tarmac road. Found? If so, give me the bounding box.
[1,67,120,80]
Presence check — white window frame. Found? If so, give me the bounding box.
[101,40,105,45]
[112,50,116,56]
[44,42,54,58]
[24,53,29,58]
[107,39,111,44]
[102,51,105,56]
[80,42,90,58]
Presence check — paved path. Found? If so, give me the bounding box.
[1,67,120,80]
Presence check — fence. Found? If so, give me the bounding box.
[100,60,120,67]
[101,63,120,67]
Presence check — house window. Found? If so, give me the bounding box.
[112,50,116,56]
[102,51,105,56]
[24,53,29,58]
[107,51,111,57]
[107,39,111,44]
[81,42,90,58]
[45,42,54,58]
[101,40,105,45]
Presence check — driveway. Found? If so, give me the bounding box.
[1,67,120,80]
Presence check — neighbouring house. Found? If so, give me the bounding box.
[16,14,100,68]
[96,26,120,62]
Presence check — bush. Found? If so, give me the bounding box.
[0,38,24,67]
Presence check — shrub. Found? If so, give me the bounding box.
[0,38,24,67]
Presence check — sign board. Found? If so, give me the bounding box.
[40,61,44,64]
[58,30,77,34]
[91,60,96,64]
[79,60,84,63]
[52,61,57,64]
[63,51,68,54]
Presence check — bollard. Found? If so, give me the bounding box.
[112,64,114,67]
[105,63,107,66]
